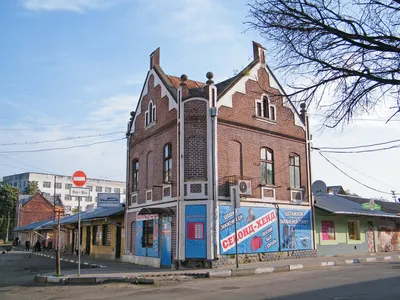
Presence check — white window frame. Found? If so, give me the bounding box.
[145,100,157,127]
[261,186,276,201]
[255,95,276,122]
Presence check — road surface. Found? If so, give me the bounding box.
[1,249,400,300]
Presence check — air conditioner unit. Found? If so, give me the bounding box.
[238,180,252,195]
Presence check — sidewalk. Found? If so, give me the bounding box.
[33,250,400,284]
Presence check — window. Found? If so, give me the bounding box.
[96,186,102,192]
[65,195,72,200]
[141,220,153,248]
[43,192,51,198]
[85,197,91,202]
[43,181,51,188]
[105,187,111,193]
[163,143,173,183]
[256,96,276,121]
[64,205,71,212]
[289,154,301,188]
[347,221,360,240]
[261,148,274,185]
[92,225,100,245]
[23,181,26,187]
[102,224,112,246]
[65,183,72,190]
[87,185,93,192]
[145,100,156,127]
[55,182,62,189]
[13,182,17,187]
[114,188,120,193]
[132,159,139,191]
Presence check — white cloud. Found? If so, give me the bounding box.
[22,0,123,13]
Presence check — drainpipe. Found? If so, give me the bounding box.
[274,203,281,252]
[301,103,316,250]
[125,112,134,255]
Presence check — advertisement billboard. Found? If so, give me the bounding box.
[279,208,312,251]
[98,193,120,207]
[219,206,279,255]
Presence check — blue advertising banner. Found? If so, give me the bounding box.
[279,208,312,251]
[135,214,159,257]
[219,206,279,255]
[185,205,207,258]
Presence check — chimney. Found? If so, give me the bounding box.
[150,47,160,69]
[252,41,266,64]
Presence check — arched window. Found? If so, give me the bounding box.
[256,95,276,121]
[163,143,172,183]
[132,159,139,191]
[261,148,274,185]
[145,100,156,127]
[289,153,300,188]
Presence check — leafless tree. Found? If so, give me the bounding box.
[247,0,400,127]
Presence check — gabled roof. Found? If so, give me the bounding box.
[315,193,400,218]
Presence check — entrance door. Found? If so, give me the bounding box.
[161,217,172,268]
[85,226,91,255]
[367,221,375,253]
[115,223,122,259]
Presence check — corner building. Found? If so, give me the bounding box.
[124,42,315,269]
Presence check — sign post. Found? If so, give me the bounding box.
[72,170,87,276]
[232,187,240,269]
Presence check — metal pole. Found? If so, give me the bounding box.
[233,192,239,269]
[56,209,61,276]
[78,197,81,276]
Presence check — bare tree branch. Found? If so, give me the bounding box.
[247,0,400,127]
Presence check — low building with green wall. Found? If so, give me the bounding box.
[314,192,400,256]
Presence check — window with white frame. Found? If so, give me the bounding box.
[261,148,274,185]
[289,153,301,188]
[105,187,111,193]
[43,181,51,188]
[256,95,276,121]
[145,100,156,127]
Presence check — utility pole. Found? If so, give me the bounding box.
[56,208,61,276]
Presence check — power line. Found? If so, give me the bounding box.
[0,131,124,146]
[315,144,400,154]
[318,152,394,195]
[0,138,126,154]
[314,138,400,150]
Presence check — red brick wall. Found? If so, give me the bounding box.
[129,74,178,203]
[19,194,54,227]
[184,100,208,180]
[217,67,309,202]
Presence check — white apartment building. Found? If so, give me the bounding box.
[2,172,126,215]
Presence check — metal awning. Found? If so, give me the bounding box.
[137,207,175,216]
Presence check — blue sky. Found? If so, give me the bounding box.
[0,0,399,200]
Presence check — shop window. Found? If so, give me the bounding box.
[92,225,100,245]
[347,220,360,240]
[141,220,153,248]
[102,224,112,246]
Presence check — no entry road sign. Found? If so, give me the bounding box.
[72,170,87,187]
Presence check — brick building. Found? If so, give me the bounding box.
[124,42,315,269]
[14,192,62,243]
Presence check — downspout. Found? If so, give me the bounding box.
[125,112,134,255]
[274,203,281,252]
[301,103,316,250]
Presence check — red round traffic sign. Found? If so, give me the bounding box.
[72,170,87,187]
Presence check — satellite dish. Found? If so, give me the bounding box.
[311,180,327,196]
[397,198,400,203]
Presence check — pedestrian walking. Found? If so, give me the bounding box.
[25,240,30,251]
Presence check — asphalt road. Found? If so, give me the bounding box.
[1,249,400,300]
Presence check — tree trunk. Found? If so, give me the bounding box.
[5,211,10,242]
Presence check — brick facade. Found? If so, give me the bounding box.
[17,193,55,227]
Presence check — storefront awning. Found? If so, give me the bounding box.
[138,207,175,216]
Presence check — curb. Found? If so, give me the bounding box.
[34,254,400,284]
[31,252,106,268]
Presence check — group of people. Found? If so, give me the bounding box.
[24,239,47,252]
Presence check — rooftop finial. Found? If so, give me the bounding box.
[180,74,188,86]
[206,72,214,85]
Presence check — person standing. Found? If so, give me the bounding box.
[25,240,30,251]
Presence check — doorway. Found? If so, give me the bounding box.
[161,216,172,268]
[115,222,122,259]
[85,226,91,255]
